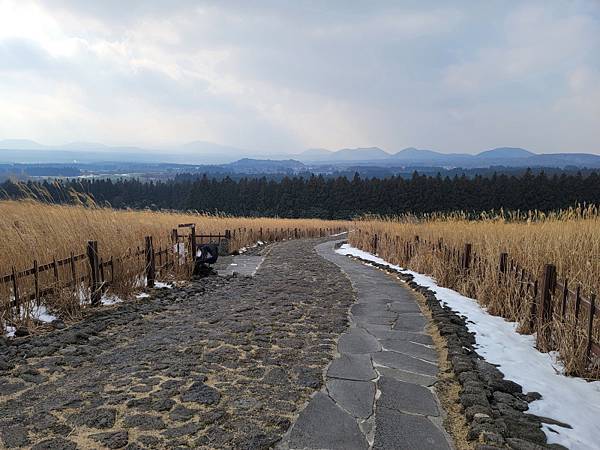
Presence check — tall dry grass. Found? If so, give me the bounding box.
[0,200,348,330]
[349,206,600,378]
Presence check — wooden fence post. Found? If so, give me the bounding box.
[537,263,556,351]
[373,233,378,253]
[190,225,197,261]
[462,243,472,271]
[585,294,596,361]
[87,241,102,306]
[33,260,40,306]
[11,266,20,313]
[498,252,508,275]
[145,236,155,288]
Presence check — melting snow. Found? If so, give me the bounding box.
[336,244,600,450]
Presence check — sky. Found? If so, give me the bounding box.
[0,0,599,154]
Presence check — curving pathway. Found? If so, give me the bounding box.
[279,240,452,450]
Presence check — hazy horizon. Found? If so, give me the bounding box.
[1,1,599,155]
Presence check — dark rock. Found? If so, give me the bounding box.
[180,382,220,405]
[90,431,129,449]
[69,408,116,429]
[122,414,166,430]
[1,425,30,448]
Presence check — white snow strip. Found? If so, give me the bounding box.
[154,281,173,289]
[31,305,57,323]
[336,244,600,450]
[101,294,123,306]
[136,293,150,299]
[4,326,16,337]
[330,231,347,237]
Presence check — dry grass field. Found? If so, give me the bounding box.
[0,200,348,330]
[349,206,600,377]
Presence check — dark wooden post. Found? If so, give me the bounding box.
[537,263,556,351]
[190,225,197,262]
[87,241,102,306]
[145,236,155,288]
[585,294,596,361]
[373,233,378,253]
[171,228,178,245]
[498,252,508,274]
[33,260,40,306]
[52,257,59,286]
[11,266,20,311]
[462,243,472,271]
[70,252,77,287]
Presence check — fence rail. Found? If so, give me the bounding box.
[1,225,346,328]
[358,230,599,370]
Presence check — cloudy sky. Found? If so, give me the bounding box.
[0,0,599,154]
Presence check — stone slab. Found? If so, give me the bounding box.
[377,376,439,416]
[327,354,377,381]
[373,351,438,377]
[373,409,451,450]
[326,379,376,419]
[288,392,368,450]
[337,328,381,354]
[380,339,438,362]
[376,367,437,387]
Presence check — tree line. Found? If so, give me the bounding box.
[1,170,599,219]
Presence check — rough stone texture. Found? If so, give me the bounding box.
[373,350,438,377]
[337,327,381,354]
[0,239,354,449]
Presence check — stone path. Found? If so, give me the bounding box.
[0,239,354,449]
[279,240,452,450]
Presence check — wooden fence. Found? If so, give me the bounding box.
[358,230,599,369]
[1,225,346,326]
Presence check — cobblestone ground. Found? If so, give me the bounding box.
[0,239,354,449]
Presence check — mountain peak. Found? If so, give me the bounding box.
[477,147,535,159]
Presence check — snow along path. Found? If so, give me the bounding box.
[336,244,600,450]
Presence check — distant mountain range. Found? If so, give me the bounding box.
[295,146,600,168]
[1,139,599,169]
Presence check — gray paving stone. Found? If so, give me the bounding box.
[380,339,438,362]
[327,354,377,381]
[288,392,368,450]
[377,376,439,416]
[373,351,438,377]
[326,379,376,419]
[388,301,422,313]
[392,313,428,332]
[368,329,434,345]
[338,328,381,354]
[377,367,437,387]
[373,409,451,450]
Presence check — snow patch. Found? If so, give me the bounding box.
[154,281,173,289]
[101,294,123,306]
[31,305,57,323]
[136,293,150,299]
[336,244,600,450]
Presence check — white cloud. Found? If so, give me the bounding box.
[0,0,598,153]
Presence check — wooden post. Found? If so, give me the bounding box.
[33,260,40,306]
[373,233,378,253]
[145,236,155,288]
[171,228,178,245]
[87,241,101,306]
[537,264,556,351]
[52,257,59,286]
[70,252,77,287]
[573,285,581,348]
[498,252,508,275]
[11,266,20,311]
[462,243,472,271]
[190,225,197,262]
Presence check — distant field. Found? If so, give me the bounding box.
[350,206,600,376]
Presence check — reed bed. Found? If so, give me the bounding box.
[0,200,348,331]
[349,206,600,378]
